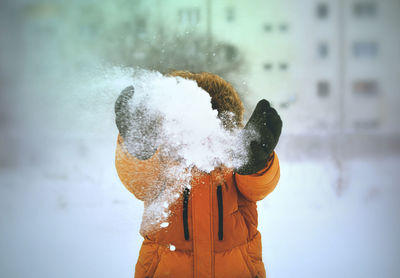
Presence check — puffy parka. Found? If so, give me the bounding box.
[115,134,280,278]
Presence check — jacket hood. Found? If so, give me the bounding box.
[168,71,244,129]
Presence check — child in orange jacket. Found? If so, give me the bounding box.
[115,71,282,278]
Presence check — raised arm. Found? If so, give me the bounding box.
[235,99,282,202]
[114,86,164,201]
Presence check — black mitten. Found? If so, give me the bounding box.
[115,86,161,160]
[237,99,282,175]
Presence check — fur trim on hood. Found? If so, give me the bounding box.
[168,71,244,129]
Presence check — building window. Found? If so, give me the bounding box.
[179,9,200,25]
[353,119,379,128]
[317,81,330,97]
[224,45,237,61]
[317,42,329,58]
[279,63,288,70]
[353,41,378,58]
[136,18,146,37]
[316,3,329,19]
[353,2,377,18]
[353,80,379,96]
[263,63,273,70]
[263,24,273,32]
[278,23,289,32]
[226,7,235,22]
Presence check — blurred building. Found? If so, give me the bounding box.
[144,0,400,135]
[11,0,400,135]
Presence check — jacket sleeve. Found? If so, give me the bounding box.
[115,134,164,201]
[234,152,280,202]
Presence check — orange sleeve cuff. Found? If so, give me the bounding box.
[115,134,162,201]
[234,152,280,202]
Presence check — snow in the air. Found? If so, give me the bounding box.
[124,70,249,173]
[115,69,252,232]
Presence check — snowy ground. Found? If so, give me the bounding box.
[0,132,399,278]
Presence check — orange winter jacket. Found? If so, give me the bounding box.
[115,135,280,278]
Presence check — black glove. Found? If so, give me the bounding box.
[237,99,282,175]
[115,86,161,160]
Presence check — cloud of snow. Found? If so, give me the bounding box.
[111,68,251,232]
[126,70,248,171]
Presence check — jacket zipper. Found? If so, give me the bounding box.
[183,187,190,240]
[217,185,223,241]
